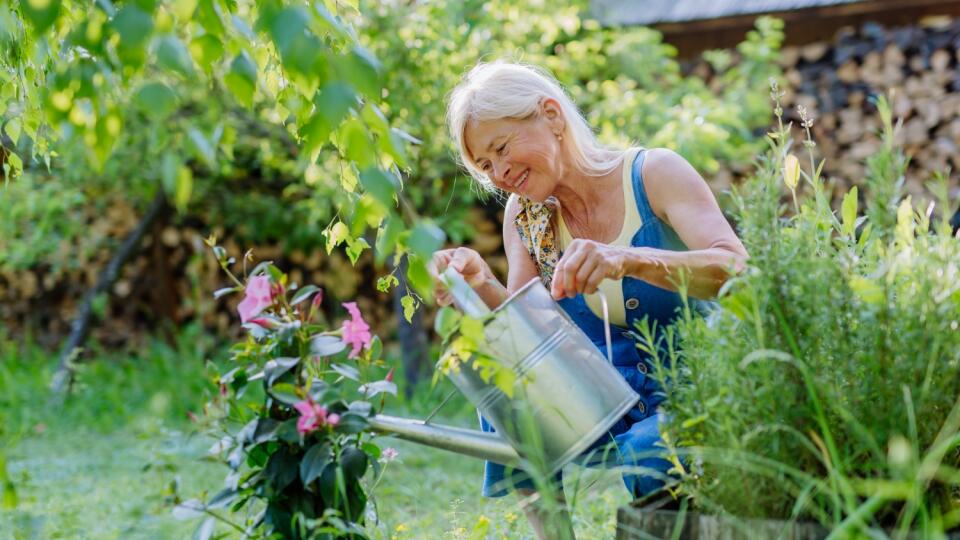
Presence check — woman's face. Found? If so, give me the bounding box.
[462,100,566,201]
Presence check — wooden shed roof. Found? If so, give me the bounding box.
[591,0,866,26]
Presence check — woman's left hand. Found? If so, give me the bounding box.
[550,239,627,300]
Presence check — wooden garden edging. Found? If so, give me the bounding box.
[616,502,960,539]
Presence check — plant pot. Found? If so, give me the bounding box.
[615,502,960,540]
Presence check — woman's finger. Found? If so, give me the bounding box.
[574,256,598,295]
[559,247,587,298]
[584,264,606,295]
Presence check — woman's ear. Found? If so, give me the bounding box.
[539,98,565,134]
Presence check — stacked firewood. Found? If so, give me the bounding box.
[0,195,505,353]
[691,16,960,205]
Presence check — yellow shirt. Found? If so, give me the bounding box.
[556,148,642,326]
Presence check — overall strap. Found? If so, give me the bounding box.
[630,148,659,225]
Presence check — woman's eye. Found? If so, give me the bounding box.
[496,144,506,155]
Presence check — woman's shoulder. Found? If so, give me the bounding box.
[638,148,704,220]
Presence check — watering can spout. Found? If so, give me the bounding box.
[369,414,520,467]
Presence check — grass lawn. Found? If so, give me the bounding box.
[2,423,629,539]
[0,332,630,539]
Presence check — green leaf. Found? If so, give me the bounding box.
[301,83,356,159]
[189,35,223,73]
[358,380,396,398]
[172,499,205,520]
[340,118,375,169]
[300,443,332,485]
[434,306,461,341]
[401,294,418,323]
[459,316,485,343]
[333,412,368,434]
[224,51,257,108]
[174,164,193,211]
[841,186,858,237]
[195,0,224,36]
[5,118,20,145]
[345,236,369,264]
[112,5,153,63]
[206,487,238,510]
[263,447,299,491]
[406,255,433,298]
[369,335,382,360]
[408,221,445,260]
[376,274,399,293]
[187,127,216,169]
[19,0,62,35]
[268,383,300,406]
[264,357,300,386]
[268,7,308,55]
[375,215,403,264]
[335,47,381,99]
[291,285,320,306]
[310,335,346,356]
[134,83,177,120]
[325,221,349,254]
[193,515,216,539]
[359,168,399,208]
[156,35,194,76]
[340,446,369,481]
[330,363,359,381]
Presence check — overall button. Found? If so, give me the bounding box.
[636,361,648,375]
[625,298,640,310]
[636,400,646,415]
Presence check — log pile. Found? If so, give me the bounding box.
[692,16,960,205]
[0,193,503,354]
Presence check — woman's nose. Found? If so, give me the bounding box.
[492,161,511,186]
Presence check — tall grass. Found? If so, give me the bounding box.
[649,84,960,535]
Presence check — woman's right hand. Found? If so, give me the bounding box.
[428,247,489,307]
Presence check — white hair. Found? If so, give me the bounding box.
[446,61,623,192]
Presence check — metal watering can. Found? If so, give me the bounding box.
[370,268,639,476]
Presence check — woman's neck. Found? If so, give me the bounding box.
[553,155,624,233]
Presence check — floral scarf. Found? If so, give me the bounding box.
[514,196,561,287]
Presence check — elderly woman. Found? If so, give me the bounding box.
[430,61,748,539]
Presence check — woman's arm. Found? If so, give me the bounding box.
[502,195,543,296]
[429,195,538,310]
[550,149,747,301]
[625,148,748,299]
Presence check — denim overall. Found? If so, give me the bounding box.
[481,149,695,498]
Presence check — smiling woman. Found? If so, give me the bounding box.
[430,61,749,540]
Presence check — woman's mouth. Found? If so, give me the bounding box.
[515,169,529,192]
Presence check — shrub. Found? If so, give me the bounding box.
[175,241,397,539]
[651,84,960,535]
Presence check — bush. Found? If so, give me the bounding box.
[650,85,960,535]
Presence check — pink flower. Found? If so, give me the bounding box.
[341,302,372,359]
[385,367,395,382]
[312,289,324,308]
[381,447,399,462]
[327,413,341,427]
[238,276,275,323]
[294,400,329,435]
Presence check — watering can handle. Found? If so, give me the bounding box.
[441,267,614,364]
[439,267,492,318]
[598,292,614,364]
